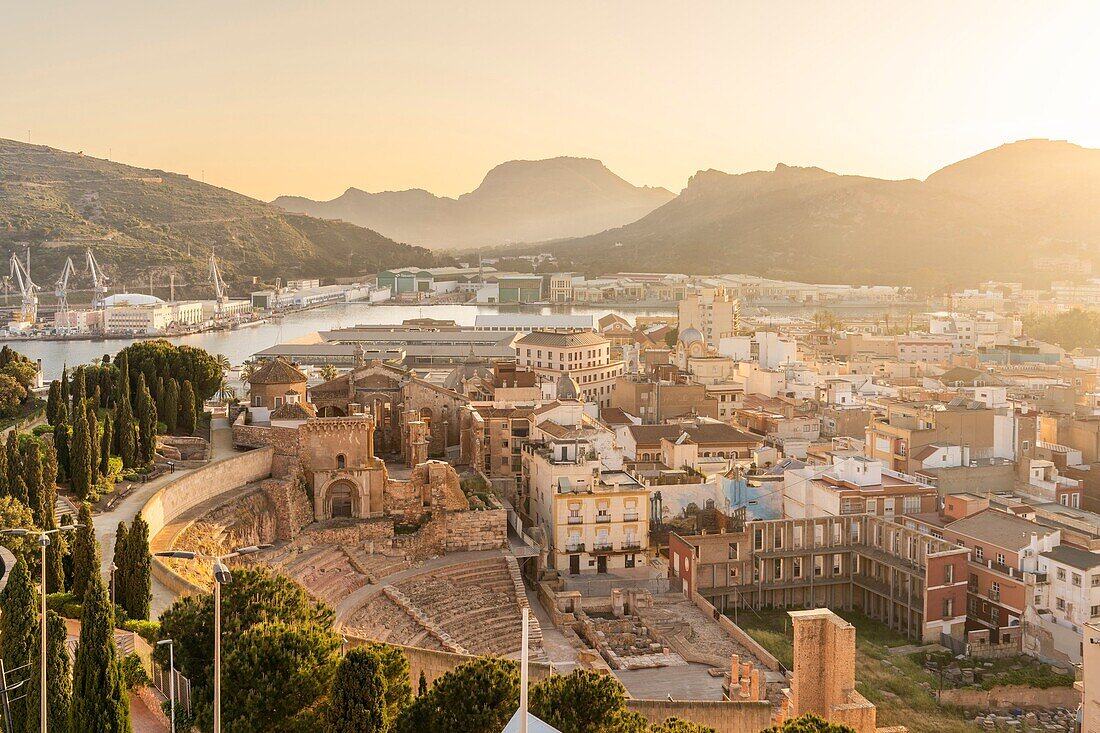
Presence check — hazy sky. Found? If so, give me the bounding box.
[4,1,1098,202]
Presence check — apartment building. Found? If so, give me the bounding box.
[621,420,763,462]
[679,287,740,344]
[611,375,718,423]
[513,330,624,408]
[522,433,648,575]
[865,398,1000,474]
[669,513,969,642]
[782,457,938,520]
[1032,544,1100,664]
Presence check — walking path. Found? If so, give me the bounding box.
[523,583,579,673]
[96,418,234,617]
[129,692,169,733]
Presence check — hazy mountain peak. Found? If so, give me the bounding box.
[274,156,674,248]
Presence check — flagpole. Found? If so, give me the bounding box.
[520,607,529,733]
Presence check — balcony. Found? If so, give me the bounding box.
[567,517,583,525]
[596,515,611,524]
[623,513,640,522]
[592,542,614,553]
[622,541,641,551]
[565,543,585,553]
[987,589,1001,602]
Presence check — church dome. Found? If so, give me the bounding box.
[678,327,704,347]
[444,350,492,390]
[556,373,581,400]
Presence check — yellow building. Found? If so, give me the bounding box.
[523,435,648,575]
[513,330,624,408]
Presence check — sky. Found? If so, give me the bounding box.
[3,1,1099,202]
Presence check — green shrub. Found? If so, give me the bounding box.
[32,424,53,437]
[122,619,161,644]
[121,652,150,690]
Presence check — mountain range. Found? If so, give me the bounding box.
[273,157,675,249]
[0,138,446,288]
[534,139,1100,287]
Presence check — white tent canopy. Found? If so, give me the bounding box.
[502,710,562,733]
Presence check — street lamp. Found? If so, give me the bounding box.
[156,639,175,733]
[154,545,271,733]
[1,523,82,733]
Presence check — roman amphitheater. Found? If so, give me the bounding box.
[139,400,889,732]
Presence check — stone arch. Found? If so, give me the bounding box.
[318,405,346,417]
[320,478,360,520]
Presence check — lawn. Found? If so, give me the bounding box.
[732,608,979,733]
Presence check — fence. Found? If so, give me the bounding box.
[151,664,192,717]
[561,574,670,597]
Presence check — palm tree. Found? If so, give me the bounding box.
[319,363,338,382]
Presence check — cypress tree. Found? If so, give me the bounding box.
[60,366,70,406]
[418,670,428,696]
[54,422,71,483]
[11,474,27,509]
[6,430,20,495]
[21,440,45,527]
[116,395,137,470]
[164,378,179,435]
[0,441,8,499]
[46,379,62,426]
[116,352,130,406]
[180,380,197,436]
[72,366,86,406]
[70,404,93,500]
[41,440,58,527]
[45,534,66,594]
[122,515,151,621]
[327,648,387,733]
[112,521,129,614]
[71,503,99,601]
[99,412,113,478]
[23,610,72,733]
[71,573,131,733]
[155,376,165,418]
[0,557,37,733]
[136,374,157,464]
[88,409,101,485]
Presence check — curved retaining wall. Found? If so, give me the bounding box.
[0,545,15,593]
[142,447,274,597]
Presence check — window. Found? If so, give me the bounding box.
[1092,605,1100,618]
[814,556,824,577]
[336,454,346,469]
[774,559,783,579]
[944,564,954,584]
[943,598,954,617]
[996,553,1005,566]
[832,554,841,575]
[793,558,802,578]
[1057,597,1066,611]
[974,546,984,561]
[903,495,921,513]
[1092,574,1100,587]
[1057,568,1067,581]
[1073,573,1082,587]
[728,543,739,560]
[754,529,763,550]
[1022,440,1031,451]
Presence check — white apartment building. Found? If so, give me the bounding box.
[1034,544,1100,664]
[513,330,624,408]
[102,295,204,334]
[928,311,1022,352]
[679,287,739,345]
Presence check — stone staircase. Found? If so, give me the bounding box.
[504,555,545,655]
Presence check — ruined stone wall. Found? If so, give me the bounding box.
[624,700,773,733]
[260,477,315,541]
[231,419,300,478]
[344,637,552,688]
[937,685,1080,709]
[293,519,397,548]
[391,508,507,559]
[404,380,467,456]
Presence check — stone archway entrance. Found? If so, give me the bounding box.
[325,479,358,519]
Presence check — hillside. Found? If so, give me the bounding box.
[537,140,1100,289]
[273,156,674,249]
[0,138,447,289]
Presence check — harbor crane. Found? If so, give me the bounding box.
[54,257,77,325]
[209,250,228,315]
[85,248,109,308]
[9,250,39,325]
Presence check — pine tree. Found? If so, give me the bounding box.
[54,422,71,483]
[21,440,45,527]
[122,515,151,620]
[180,380,197,436]
[327,648,387,733]
[71,573,131,733]
[111,521,129,614]
[99,412,113,478]
[23,611,72,733]
[116,394,137,470]
[0,557,38,733]
[46,379,62,426]
[164,378,179,435]
[71,504,99,601]
[70,403,93,500]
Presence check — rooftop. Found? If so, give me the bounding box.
[514,330,609,348]
[946,509,1055,550]
[1040,544,1100,571]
